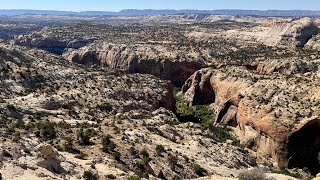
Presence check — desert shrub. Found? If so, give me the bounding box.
[63,137,80,154]
[155,145,165,156]
[112,151,121,161]
[105,174,116,179]
[127,175,139,180]
[77,128,95,145]
[168,154,178,171]
[175,95,234,142]
[37,121,56,140]
[192,163,207,177]
[75,151,88,160]
[140,148,150,163]
[210,126,234,143]
[13,131,21,142]
[101,134,116,153]
[238,169,273,180]
[97,103,113,112]
[83,170,98,180]
[134,160,151,179]
[129,146,139,158]
[158,170,165,179]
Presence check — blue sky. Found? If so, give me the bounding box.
[1,0,320,11]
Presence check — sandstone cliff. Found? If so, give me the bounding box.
[63,42,206,86]
[224,17,318,48]
[182,61,320,173]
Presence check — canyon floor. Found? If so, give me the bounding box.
[0,14,320,180]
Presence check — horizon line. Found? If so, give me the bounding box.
[1,8,320,13]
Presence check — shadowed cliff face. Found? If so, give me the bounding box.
[181,63,320,173]
[287,119,320,175]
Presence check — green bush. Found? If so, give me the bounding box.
[175,95,237,143]
[83,170,99,180]
[192,163,207,177]
[105,174,116,179]
[140,148,150,163]
[75,151,88,160]
[155,145,165,156]
[101,134,116,153]
[63,137,80,154]
[13,131,21,142]
[175,94,194,116]
[158,170,165,179]
[210,126,234,143]
[112,151,121,161]
[37,121,56,140]
[167,154,178,171]
[127,175,139,180]
[77,128,94,145]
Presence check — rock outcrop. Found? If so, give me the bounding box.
[11,32,91,54]
[305,34,320,50]
[253,59,319,75]
[37,144,66,174]
[63,42,205,86]
[182,63,320,173]
[224,17,318,48]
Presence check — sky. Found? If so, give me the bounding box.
[1,0,320,12]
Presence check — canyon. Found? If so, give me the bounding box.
[0,13,320,179]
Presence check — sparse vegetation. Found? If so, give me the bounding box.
[140,148,150,163]
[155,144,165,156]
[192,163,207,177]
[37,121,56,140]
[83,170,99,180]
[175,94,234,142]
[77,128,95,145]
[238,169,273,180]
[127,175,139,180]
[101,134,116,153]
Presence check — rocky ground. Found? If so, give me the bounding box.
[0,14,320,180]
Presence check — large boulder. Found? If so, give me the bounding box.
[37,144,66,174]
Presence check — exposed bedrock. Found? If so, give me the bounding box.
[11,32,91,55]
[255,59,319,75]
[63,42,205,86]
[225,17,318,48]
[181,65,320,173]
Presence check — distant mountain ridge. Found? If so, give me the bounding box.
[1,9,320,17]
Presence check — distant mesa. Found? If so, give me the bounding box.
[1,9,320,17]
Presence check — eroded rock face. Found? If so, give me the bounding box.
[37,144,66,174]
[182,64,320,172]
[254,59,319,75]
[224,17,318,48]
[63,42,205,86]
[305,34,320,50]
[11,32,91,55]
